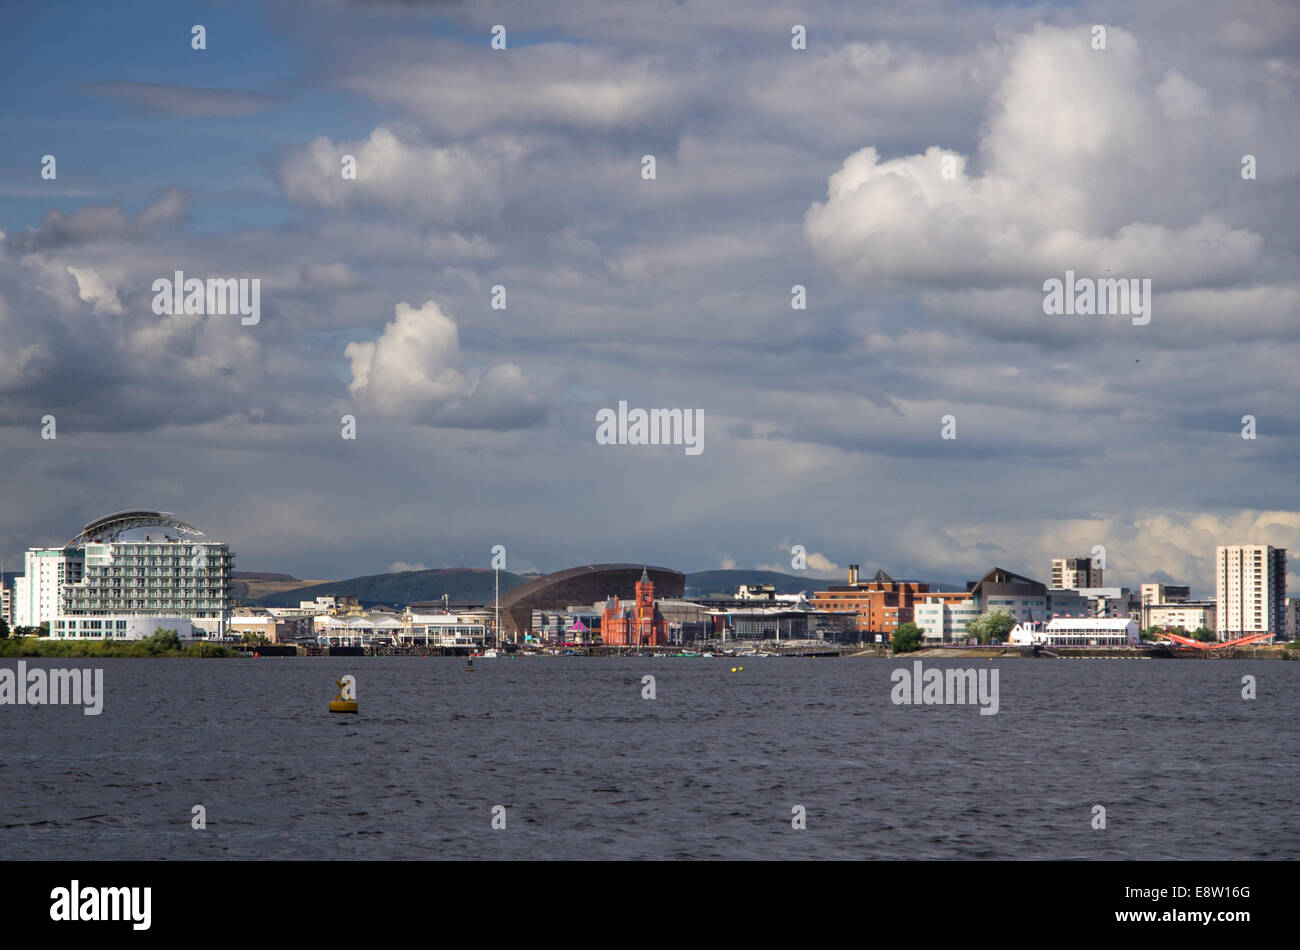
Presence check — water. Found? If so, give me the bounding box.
[2,656,1296,859]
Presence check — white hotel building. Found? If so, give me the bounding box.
[15,511,234,640]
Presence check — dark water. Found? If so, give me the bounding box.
[2,656,1296,860]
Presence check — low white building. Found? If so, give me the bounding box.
[1009,618,1139,647]
[915,598,981,643]
[314,611,487,648]
[51,616,194,641]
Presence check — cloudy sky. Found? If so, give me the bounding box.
[1,0,1297,597]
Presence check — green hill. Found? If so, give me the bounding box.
[249,568,528,608]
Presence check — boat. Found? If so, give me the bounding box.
[481,649,500,658]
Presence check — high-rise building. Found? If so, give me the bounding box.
[21,511,234,640]
[1215,545,1286,640]
[1050,556,1103,589]
[0,577,10,626]
[15,547,84,628]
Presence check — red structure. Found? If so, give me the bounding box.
[601,568,668,646]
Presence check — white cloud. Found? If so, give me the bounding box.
[65,266,123,315]
[388,561,428,573]
[344,299,547,429]
[805,25,1264,290]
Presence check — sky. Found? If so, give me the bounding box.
[1,0,1298,597]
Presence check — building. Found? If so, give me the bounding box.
[968,567,1047,623]
[1050,556,1103,590]
[14,546,84,628]
[1009,617,1138,647]
[601,568,668,647]
[52,616,193,641]
[23,511,234,640]
[294,595,362,617]
[0,578,10,626]
[497,563,684,642]
[1216,545,1286,639]
[1146,602,1216,633]
[914,593,980,643]
[229,608,315,643]
[809,566,930,638]
[1140,583,1191,628]
[1072,587,1140,620]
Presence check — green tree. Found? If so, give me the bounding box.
[0,617,9,639]
[965,609,1016,644]
[144,627,182,654]
[890,621,924,653]
[1192,626,1216,642]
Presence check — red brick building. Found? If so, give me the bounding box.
[601,568,668,646]
[809,565,931,637]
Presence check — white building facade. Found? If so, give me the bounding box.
[1009,618,1139,647]
[1216,545,1286,639]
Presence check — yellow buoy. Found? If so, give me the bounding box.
[330,675,358,713]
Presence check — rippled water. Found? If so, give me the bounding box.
[2,656,1296,859]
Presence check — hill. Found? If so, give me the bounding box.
[248,568,528,608]
[684,569,830,597]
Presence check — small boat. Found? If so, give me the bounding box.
[481,649,500,658]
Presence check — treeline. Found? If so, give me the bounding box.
[0,628,233,659]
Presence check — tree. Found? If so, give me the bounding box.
[965,609,1016,644]
[1192,626,1216,643]
[144,627,182,654]
[890,622,923,653]
[0,618,9,639]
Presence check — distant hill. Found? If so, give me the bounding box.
[249,568,528,608]
[231,572,335,602]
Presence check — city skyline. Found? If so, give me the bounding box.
[2,2,1298,597]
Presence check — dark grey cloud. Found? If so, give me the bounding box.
[81,81,286,117]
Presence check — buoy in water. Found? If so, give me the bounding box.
[330,674,358,713]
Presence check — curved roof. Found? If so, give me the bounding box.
[66,510,206,548]
[497,563,685,637]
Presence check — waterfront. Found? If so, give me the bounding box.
[2,657,1296,860]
